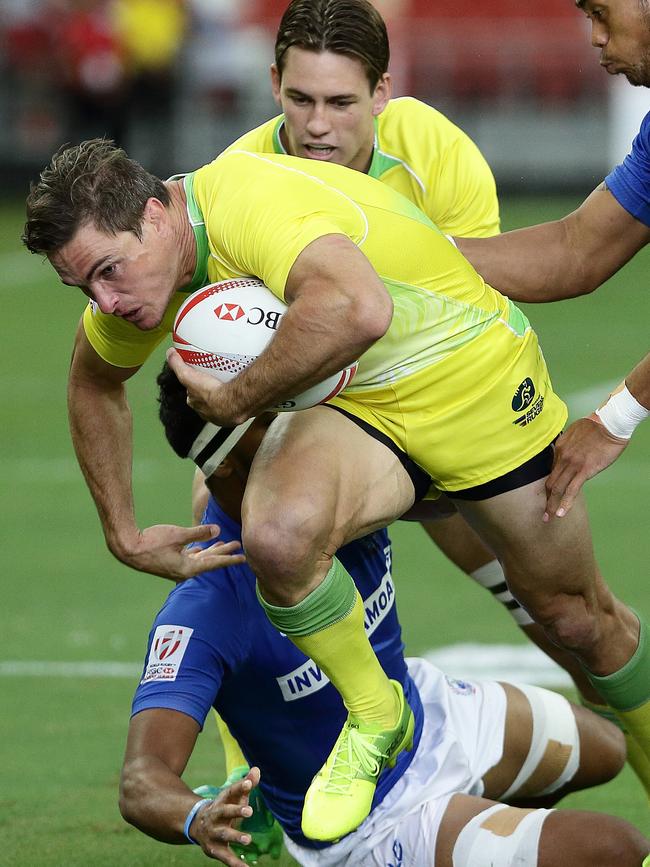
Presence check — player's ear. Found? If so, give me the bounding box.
[143,197,168,234]
[270,64,282,106]
[372,73,392,117]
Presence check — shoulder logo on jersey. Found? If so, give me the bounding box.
[276,550,395,702]
[141,625,194,684]
[88,300,99,316]
[511,377,544,427]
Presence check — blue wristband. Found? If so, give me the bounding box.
[183,798,211,844]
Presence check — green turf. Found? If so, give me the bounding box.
[1,195,649,864]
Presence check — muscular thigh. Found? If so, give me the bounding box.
[242,406,416,552]
[452,477,600,606]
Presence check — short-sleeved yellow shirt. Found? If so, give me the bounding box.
[225,97,500,239]
[83,151,565,489]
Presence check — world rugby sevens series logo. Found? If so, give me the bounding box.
[512,378,536,412]
[154,627,185,660]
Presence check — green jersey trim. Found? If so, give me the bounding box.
[182,173,209,294]
[368,117,427,195]
[273,118,287,155]
[348,276,500,391]
[502,299,531,338]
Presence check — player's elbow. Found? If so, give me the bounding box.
[352,289,393,344]
[119,757,148,827]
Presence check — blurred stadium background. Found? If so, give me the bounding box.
[1,1,648,864]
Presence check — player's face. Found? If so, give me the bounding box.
[271,48,391,173]
[580,0,650,86]
[50,200,180,331]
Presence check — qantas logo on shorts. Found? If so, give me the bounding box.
[214,303,245,321]
[141,625,193,683]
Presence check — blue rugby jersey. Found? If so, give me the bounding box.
[131,499,425,849]
[606,110,650,226]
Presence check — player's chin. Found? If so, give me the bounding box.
[135,309,165,331]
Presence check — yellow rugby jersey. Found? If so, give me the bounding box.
[83,149,565,489]
[190,150,513,393]
[225,97,500,238]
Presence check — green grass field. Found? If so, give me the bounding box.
[1,195,649,865]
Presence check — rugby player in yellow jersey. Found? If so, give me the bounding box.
[216,0,622,742]
[24,136,650,841]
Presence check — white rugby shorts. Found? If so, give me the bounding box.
[285,657,507,867]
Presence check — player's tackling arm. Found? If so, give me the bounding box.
[168,234,392,425]
[456,185,650,302]
[120,708,258,866]
[68,321,244,580]
[544,351,650,520]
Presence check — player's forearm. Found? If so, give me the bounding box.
[456,220,589,302]
[626,352,650,410]
[67,373,138,558]
[120,754,199,844]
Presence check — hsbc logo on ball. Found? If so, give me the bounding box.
[141,625,194,683]
[214,303,283,330]
[214,303,245,321]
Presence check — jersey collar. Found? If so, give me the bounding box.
[174,172,209,293]
[274,115,387,178]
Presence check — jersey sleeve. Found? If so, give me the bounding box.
[195,151,368,301]
[605,111,650,227]
[131,575,248,726]
[425,127,500,238]
[82,291,185,368]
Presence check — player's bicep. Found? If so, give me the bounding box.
[284,233,385,305]
[568,185,650,285]
[125,708,200,775]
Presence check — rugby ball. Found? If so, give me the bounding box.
[172,279,357,412]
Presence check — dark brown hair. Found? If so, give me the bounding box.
[23,139,170,255]
[275,0,390,90]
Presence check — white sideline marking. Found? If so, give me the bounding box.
[0,644,572,686]
[0,661,141,678]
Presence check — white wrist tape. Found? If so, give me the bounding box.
[595,384,649,439]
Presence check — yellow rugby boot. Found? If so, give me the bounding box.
[301,680,414,841]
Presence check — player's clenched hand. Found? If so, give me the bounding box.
[116,523,245,582]
[544,415,628,521]
[167,348,245,426]
[191,768,262,865]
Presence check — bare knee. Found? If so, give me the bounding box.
[540,811,649,867]
[529,593,601,657]
[242,500,331,602]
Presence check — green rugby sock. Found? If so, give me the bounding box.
[257,558,398,726]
